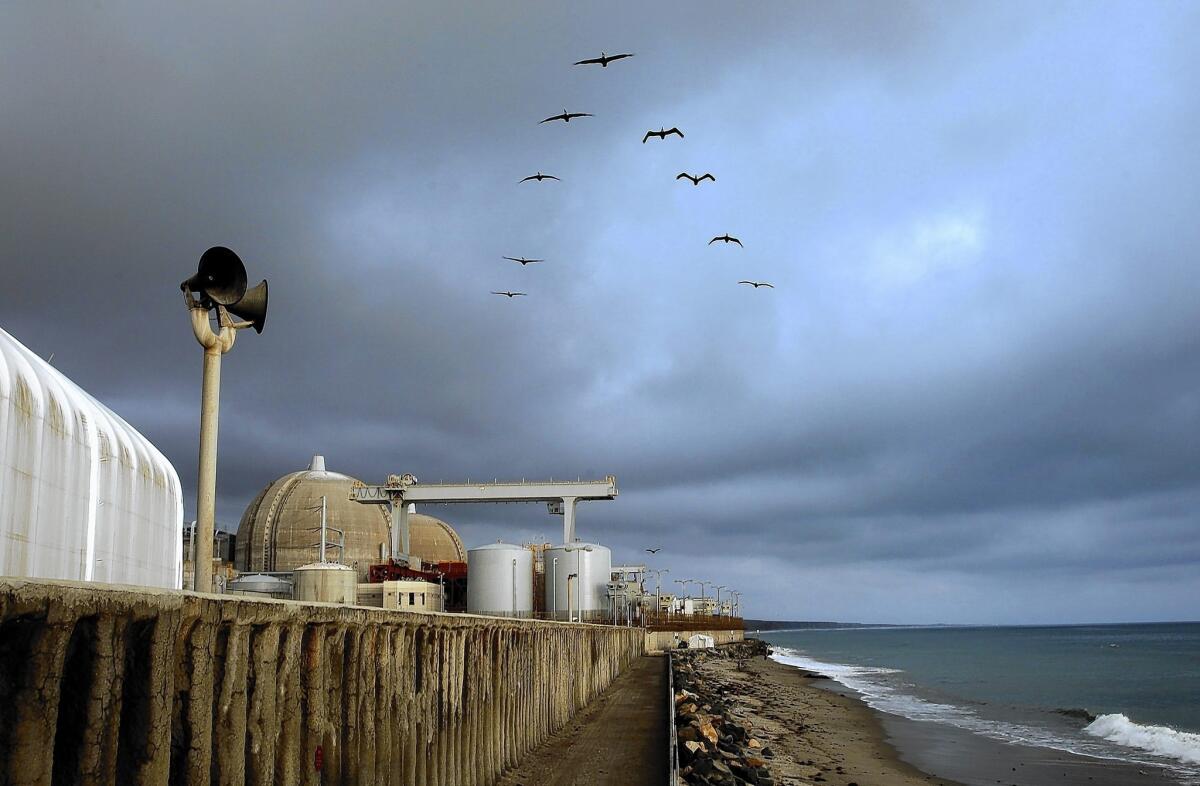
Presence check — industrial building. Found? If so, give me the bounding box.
[0,327,183,588]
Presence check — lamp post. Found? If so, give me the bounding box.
[674,578,694,614]
[716,585,727,616]
[180,246,267,593]
[732,591,742,618]
[551,557,559,620]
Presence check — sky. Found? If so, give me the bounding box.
[1,2,1197,625]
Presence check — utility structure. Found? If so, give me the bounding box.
[351,474,617,565]
[307,496,345,564]
[650,568,670,613]
[181,246,268,592]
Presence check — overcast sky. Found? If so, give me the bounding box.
[2,2,1197,624]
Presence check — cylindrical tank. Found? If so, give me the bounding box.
[467,542,533,617]
[226,573,293,599]
[543,542,612,622]
[292,562,358,604]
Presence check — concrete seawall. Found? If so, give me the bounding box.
[0,578,644,786]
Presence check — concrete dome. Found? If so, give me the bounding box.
[235,457,468,580]
[408,513,467,564]
[235,456,389,580]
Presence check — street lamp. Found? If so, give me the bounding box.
[716,585,727,616]
[732,591,742,618]
[180,246,268,593]
[674,578,694,614]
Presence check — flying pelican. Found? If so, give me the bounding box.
[709,234,743,246]
[541,109,593,124]
[574,52,635,67]
[519,172,560,183]
[676,172,715,186]
[643,127,684,143]
[738,281,774,289]
[502,257,543,266]
[491,291,527,298]
[645,547,661,554]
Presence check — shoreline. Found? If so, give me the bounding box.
[687,651,965,785]
[745,648,1183,786]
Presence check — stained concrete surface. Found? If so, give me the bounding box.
[495,654,669,786]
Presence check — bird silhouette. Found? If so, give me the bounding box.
[645,547,661,554]
[491,291,527,298]
[541,109,593,124]
[643,127,684,143]
[738,281,774,289]
[709,234,743,247]
[519,172,560,183]
[503,257,543,266]
[574,52,635,67]
[676,172,715,186]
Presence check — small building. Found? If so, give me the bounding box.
[357,579,444,613]
[687,634,715,649]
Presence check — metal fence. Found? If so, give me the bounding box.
[667,652,680,785]
[643,611,745,632]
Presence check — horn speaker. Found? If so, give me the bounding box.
[226,280,268,334]
[180,246,247,306]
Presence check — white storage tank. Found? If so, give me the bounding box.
[0,326,184,589]
[467,542,533,617]
[293,562,358,604]
[227,573,293,599]
[544,542,612,622]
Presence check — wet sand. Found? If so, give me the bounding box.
[695,653,1182,786]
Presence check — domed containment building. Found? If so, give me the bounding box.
[235,456,466,580]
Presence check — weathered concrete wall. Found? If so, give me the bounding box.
[645,628,744,653]
[0,578,644,786]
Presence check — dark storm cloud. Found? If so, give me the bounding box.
[2,1,1197,623]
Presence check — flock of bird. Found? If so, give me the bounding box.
[491,51,774,300]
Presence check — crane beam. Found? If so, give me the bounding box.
[350,475,617,559]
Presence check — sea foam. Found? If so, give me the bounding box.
[1085,714,1200,765]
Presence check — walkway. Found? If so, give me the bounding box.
[496,654,669,786]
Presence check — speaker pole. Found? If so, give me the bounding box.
[187,299,237,592]
[180,246,267,593]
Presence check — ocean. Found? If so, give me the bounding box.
[761,623,1200,784]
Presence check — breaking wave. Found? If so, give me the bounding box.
[1086,714,1200,766]
[770,646,1200,781]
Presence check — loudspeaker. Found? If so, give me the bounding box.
[227,280,268,334]
[180,246,247,306]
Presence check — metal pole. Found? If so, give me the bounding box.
[552,557,558,620]
[511,558,517,617]
[194,345,221,592]
[320,495,327,563]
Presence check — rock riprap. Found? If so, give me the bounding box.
[673,639,777,786]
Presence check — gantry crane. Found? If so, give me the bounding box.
[350,474,617,566]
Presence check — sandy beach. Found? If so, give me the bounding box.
[687,646,1183,786]
[689,653,962,786]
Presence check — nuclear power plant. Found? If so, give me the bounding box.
[0,273,746,785]
[220,454,644,622]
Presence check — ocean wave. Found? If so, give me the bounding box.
[1086,714,1200,766]
[769,647,1199,780]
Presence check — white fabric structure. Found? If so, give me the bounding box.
[0,327,183,588]
[687,634,715,649]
